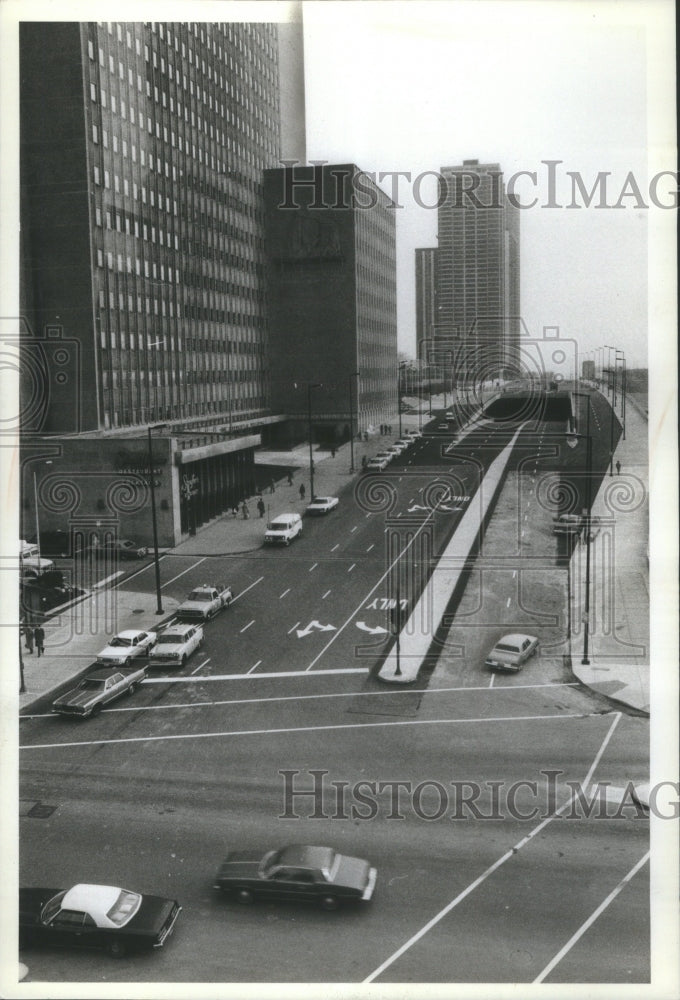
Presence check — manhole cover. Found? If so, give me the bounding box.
[27,803,57,819]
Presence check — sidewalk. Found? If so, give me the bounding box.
[570,394,649,713]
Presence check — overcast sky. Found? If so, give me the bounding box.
[302,0,675,370]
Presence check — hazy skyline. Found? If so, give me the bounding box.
[303,0,674,369]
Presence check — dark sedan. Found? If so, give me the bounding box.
[213,844,377,910]
[19,883,181,958]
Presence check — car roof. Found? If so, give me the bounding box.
[495,633,535,646]
[161,623,197,634]
[115,629,147,639]
[61,884,127,926]
[277,845,335,869]
[83,668,124,681]
[310,496,333,503]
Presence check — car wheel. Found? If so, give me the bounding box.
[181,655,187,666]
[237,889,254,905]
[106,939,127,958]
[92,704,103,716]
[128,682,138,694]
[124,657,132,667]
[285,538,290,546]
[320,895,339,911]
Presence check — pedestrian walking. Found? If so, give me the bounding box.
[23,625,34,654]
[270,478,276,494]
[615,460,621,475]
[231,504,239,518]
[287,470,293,486]
[34,625,45,658]
[299,483,306,500]
[257,498,266,518]
[241,501,250,520]
[380,424,384,435]
[361,455,368,469]
[331,445,336,458]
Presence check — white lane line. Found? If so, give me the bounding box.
[240,619,255,633]
[163,557,207,588]
[309,563,318,572]
[534,851,650,984]
[287,621,300,635]
[347,563,356,573]
[22,681,581,721]
[20,710,592,751]
[362,712,623,984]
[366,544,374,553]
[118,554,166,584]
[488,673,494,687]
[92,570,125,588]
[506,597,511,607]
[322,590,331,600]
[232,576,264,603]
[512,570,517,578]
[350,526,357,533]
[331,544,340,552]
[247,660,262,675]
[279,588,290,599]
[366,512,372,518]
[191,657,210,675]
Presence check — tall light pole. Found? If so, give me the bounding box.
[568,390,593,665]
[614,348,626,440]
[348,370,359,473]
[397,362,408,439]
[307,382,322,500]
[147,423,167,614]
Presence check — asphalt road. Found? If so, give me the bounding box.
[19,406,648,985]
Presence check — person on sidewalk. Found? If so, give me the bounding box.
[23,626,34,654]
[241,501,250,520]
[287,471,293,486]
[331,445,336,458]
[270,478,276,494]
[34,625,45,657]
[615,460,621,475]
[257,498,266,518]
[299,483,306,500]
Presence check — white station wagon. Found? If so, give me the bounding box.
[149,623,204,667]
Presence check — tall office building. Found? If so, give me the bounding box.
[20,20,306,544]
[415,247,438,362]
[264,164,398,441]
[435,160,520,382]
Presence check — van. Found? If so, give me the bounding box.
[264,513,303,546]
[20,540,40,562]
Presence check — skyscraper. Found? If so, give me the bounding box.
[19,19,306,544]
[415,247,438,362]
[434,160,519,383]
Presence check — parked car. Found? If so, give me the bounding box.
[149,623,204,666]
[553,513,602,539]
[264,513,303,546]
[213,844,377,911]
[20,540,40,561]
[484,633,539,672]
[394,439,411,451]
[96,629,157,666]
[365,457,388,472]
[404,428,421,438]
[306,496,339,515]
[19,883,181,957]
[437,422,449,431]
[21,557,56,581]
[385,445,404,458]
[52,666,147,717]
[91,539,149,559]
[374,451,393,464]
[176,585,233,621]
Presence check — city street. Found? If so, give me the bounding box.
[19,405,649,984]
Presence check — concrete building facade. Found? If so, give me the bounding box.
[263,163,398,444]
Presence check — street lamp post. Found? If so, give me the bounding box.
[615,348,626,440]
[147,423,167,614]
[348,371,359,473]
[307,383,322,500]
[568,390,593,665]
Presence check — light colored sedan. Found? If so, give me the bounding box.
[484,633,539,672]
[96,629,157,666]
[149,623,204,666]
[365,457,389,471]
[306,496,339,515]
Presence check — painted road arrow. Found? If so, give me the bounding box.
[407,504,430,512]
[356,621,389,636]
[296,620,337,639]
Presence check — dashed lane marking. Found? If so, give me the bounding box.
[279,588,290,599]
[347,563,356,573]
[240,619,255,633]
[163,557,207,588]
[247,660,262,674]
[350,526,357,533]
[366,544,374,553]
[232,576,264,603]
[322,590,331,599]
[287,621,300,635]
[309,563,318,572]
[331,544,340,552]
[191,657,210,675]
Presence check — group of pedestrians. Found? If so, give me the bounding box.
[22,625,45,657]
[379,424,394,435]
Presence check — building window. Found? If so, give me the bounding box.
[93,165,100,185]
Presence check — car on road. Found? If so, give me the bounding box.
[264,513,303,545]
[365,457,389,472]
[213,844,377,910]
[90,539,149,559]
[52,666,147,717]
[404,428,421,438]
[306,496,339,515]
[96,629,157,666]
[374,450,394,464]
[149,623,204,666]
[394,439,411,451]
[552,513,602,539]
[484,633,539,672]
[19,883,181,958]
[176,584,233,620]
[437,422,449,431]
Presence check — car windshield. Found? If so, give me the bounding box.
[187,591,210,601]
[80,678,106,689]
[106,889,142,926]
[41,890,67,923]
[109,636,133,647]
[157,633,184,644]
[267,522,286,530]
[495,642,520,653]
